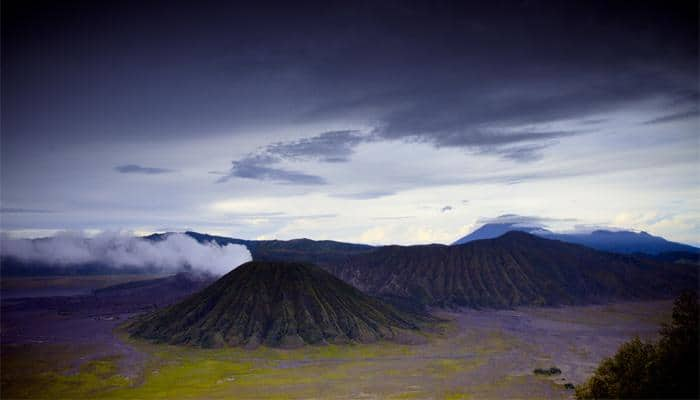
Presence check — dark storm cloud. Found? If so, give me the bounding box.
[115,164,174,174]
[218,154,326,185]
[4,0,696,150]
[2,0,698,205]
[357,75,695,153]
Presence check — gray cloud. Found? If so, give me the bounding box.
[220,130,373,185]
[374,100,587,148]
[331,190,395,200]
[480,143,553,163]
[220,125,580,187]
[478,214,577,227]
[215,211,286,218]
[0,207,53,214]
[441,206,453,213]
[266,130,369,163]
[305,60,695,162]
[6,1,695,155]
[224,212,337,221]
[580,118,609,125]
[218,154,326,185]
[643,108,700,125]
[115,164,174,174]
[284,213,337,220]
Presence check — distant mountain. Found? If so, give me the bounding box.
[452,223,551,245]
[326,232,696,308]
[128,261,428,348]
[452,223,699,255]
[545,230,699,255]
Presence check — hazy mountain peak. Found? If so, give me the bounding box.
[452,223,550,245]
[453,223,698,255]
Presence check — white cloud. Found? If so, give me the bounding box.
[0,232,252,275]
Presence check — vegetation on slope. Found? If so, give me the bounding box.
[326,232,697,308]
[575,291,699,399]
[128,261,429,348]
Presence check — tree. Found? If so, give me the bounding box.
[576,291,699,399]
[654,291,699,398]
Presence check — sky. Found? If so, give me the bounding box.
[2,0,699,245]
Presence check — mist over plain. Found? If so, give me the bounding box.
[0,232,252,275]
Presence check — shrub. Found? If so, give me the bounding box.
[534,366,562,376]
[575,291,699,399]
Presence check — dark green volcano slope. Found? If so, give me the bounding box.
[128,261,427,348]
[326,232,697,308]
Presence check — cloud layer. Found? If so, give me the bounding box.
[0,232,251,275]
[477,214,578,228]
[2,1,698,246]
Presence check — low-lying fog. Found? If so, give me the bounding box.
[0,232,252,275]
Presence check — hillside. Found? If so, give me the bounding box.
[326,232,697,308]
[128,261,428,348]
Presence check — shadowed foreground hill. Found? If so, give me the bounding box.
[129,261,428,348]
[326,232,697,308]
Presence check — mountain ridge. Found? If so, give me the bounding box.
[325,231,696,308]
[147,231,375,265]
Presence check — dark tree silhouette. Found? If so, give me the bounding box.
[576,291,699,399]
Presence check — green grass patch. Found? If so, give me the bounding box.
[1,348,130,399]
[3,318,566,399]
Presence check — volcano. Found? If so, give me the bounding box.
[128,261,428,348]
